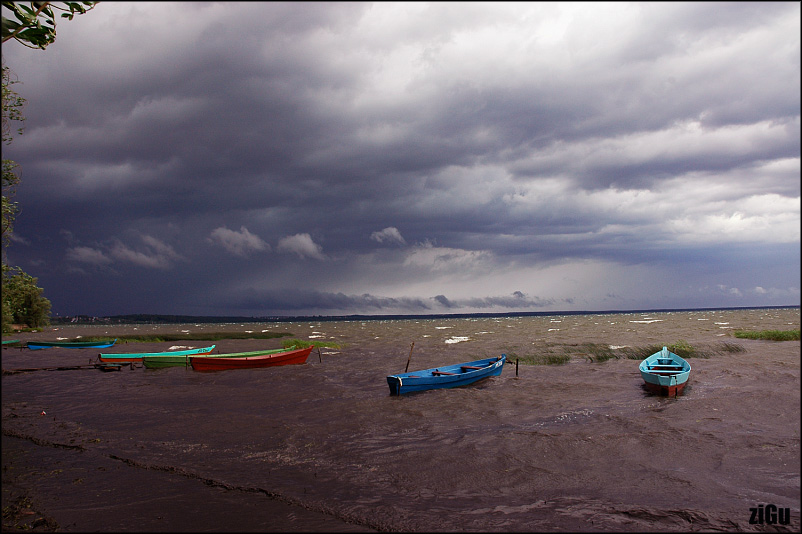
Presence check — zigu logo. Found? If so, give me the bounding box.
[749,504,791,525]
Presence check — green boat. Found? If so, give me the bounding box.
[142,347,294,369]
[2,339,21,345]
[99,345,216,363]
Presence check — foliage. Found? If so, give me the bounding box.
[1,64,25,142]
[2,64,50,332]
[733,329,801,341]
[2,1,98,49]
[2,264,51,329]
[2,64,24,250]
[1,158,19,250]
[0,1,95,330]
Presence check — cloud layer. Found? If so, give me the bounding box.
[2,2,799,317]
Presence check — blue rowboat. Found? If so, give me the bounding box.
[27,339,117,350]
[387,354,506,395]
[99,345,216,363]
[639,346,691,397]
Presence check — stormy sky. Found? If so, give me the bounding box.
[2,2,799,318]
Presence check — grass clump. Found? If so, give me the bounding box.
[538,354,572,365]
[582,343,617,362]
[619,341,700,360]
[503,350,571,365]
[668,339,696,359]
[619,340,746,360]
[281,338,341,350]
[52,333,344,350]
[620,346,662,360]
[733,329,800,341]
[507,340,748,366]
[717,341,747,353]
[67,332,294,343]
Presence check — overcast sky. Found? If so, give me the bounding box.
[2,2,799,318]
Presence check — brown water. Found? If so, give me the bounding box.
[2,308,800,531]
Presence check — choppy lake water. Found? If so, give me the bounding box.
[2,307,800,531]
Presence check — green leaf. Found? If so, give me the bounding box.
[17,4,36,16]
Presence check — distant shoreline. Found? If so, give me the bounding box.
[51,304,800,325]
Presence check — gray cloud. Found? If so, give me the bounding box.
[276,233,326,260]
[208,226,270,257]
[64,235,183,271]
[65,246,113,267]
[371,227,407,245]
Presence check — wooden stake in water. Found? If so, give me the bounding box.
[317,346,322,363]
[405,342,415,373]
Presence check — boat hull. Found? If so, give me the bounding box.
[189,346,315,371]
[27,339,117,350]
[641,380,688,397]
[387,355,506,395]
[639,347,691,397]
[99,345,216,363]
[144,347,296,369]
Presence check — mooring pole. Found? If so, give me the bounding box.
[405,342,414,373]
[516,358,519,377]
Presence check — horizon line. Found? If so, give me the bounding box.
[51,304,800,324]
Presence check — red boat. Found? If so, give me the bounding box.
[189,346,314,371]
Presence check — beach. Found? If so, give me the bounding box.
[2,308,800,531]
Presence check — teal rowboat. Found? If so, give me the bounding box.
[143,347,295,369]
[27,339,117,350]
[99,345,216,363]
[639,346,691,397]
[387,355,506,395]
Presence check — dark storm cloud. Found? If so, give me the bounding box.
[225,288,434,315]
[2,2,798,317]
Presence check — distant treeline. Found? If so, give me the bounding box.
[52,314,271,325]
[51,305,798,325]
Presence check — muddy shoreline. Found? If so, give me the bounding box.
[2,309,800,531]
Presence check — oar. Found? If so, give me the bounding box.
[404,342,414,373]
[3,364,108,374]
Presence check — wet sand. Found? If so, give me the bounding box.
[2,308,800,531]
